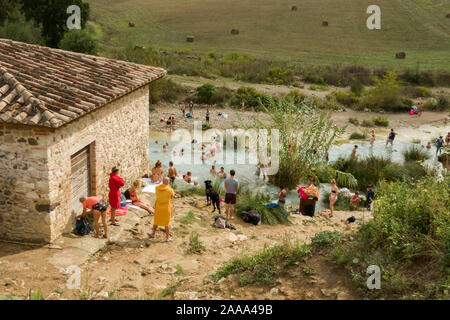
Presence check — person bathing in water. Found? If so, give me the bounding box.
[129,180,154,215]
[210,165,217,174]
[168,161,177,183]
[370,130,375,146]
[278,186,287,207]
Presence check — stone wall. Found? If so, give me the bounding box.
[47,85,150,241]
[0,85,150,243]
[0,124,53,243]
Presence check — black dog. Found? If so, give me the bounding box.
[205,180,221,214]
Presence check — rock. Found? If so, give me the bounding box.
[158,264,177,274]
[97,291,109,298]
[98,277,106,282]
[237,235,247,241]
[320,288,333,297]
[230,29,240,35]
[54,288,64,294]
[121,283,138,290]
[352,258,359,264]
[128,22,135,27]
[291,6,298,11]
[103,256,109,262]
[186,36,195,43]
[322,21,329,26]
[228,233,239,242]
[46,292,60,300]
[174,291,199,300]
[4,278,17,286]
[269,287,279,295]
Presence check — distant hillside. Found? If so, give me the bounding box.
[87,0,450,70]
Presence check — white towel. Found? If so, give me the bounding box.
[141,178,161,193]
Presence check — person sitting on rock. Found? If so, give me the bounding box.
[129,180,154,215]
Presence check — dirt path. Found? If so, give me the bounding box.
[0,190,369,300]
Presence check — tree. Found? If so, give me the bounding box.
[59,29,97,55]
[0,0,20,25]
[19,0,90,47]
[248,96,356,189]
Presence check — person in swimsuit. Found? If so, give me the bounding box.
[217,167,227,179]
[386,129,396,147]
[76,196,108,238]
[151,160,164,183]
[129,180,154,215]
[183,171,192,183]
[370,130,375,146]
[351,145,358,160]
[278,186,287,207]
[350,191,361,209]
[206,109,210,123]
[329,179,339,217]
[446,132,450,146]
[181,103,186,116]
[210,165,217,174]
[168,161,177,183]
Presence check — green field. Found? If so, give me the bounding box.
[88,0,450,70]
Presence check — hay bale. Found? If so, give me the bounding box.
[395,52,406,59]
[291,6,298,11]
[230,29,240,35]
[186,36,194,43]
[446,13,450,18]
[322,21,329,26]
[128,22,135,27]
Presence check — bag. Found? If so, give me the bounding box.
[214,216,226,229]
[242,210,261,226]
[75,217,94,236]
[123,189,131,200]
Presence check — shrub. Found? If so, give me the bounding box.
[59,29,98,55]
[350,78,364,96]
[372,116,389,127]
[0,12,44,45]
[149,78,188,104]
[348,117,359,126]
[425,94,450,111]
[402,145,431,162]
[329,90,360,107]
[331,156,427,190]
[361,119,374,127]
[349,132,368,140]
[361,72,410,112]
[265,67,294,85]
[202,123,212,131]
[403,86,432,99]
[196,83,217,103]
[213,237,311,286]
[285,89,306,104]
[186,232,206,254]
[311,231,343,247]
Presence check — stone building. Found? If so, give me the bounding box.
[0,39,166,243]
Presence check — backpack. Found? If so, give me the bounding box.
[214,216,226,229]
[242,210,261,226]
[123,189,131,200]
[75,217,94,236]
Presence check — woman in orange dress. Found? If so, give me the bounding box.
[148,177,174,242]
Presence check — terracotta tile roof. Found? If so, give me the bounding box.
[0,39,166,128]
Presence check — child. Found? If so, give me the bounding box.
[129,180,154,215]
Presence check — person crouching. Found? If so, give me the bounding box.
[76,197,108,239]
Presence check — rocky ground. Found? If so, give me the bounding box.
[0,190,371,300]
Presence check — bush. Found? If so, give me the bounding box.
[350,78,364,96]
[265,66,294,85]
[196,83,217,103]
[361,72,411,112]
[348,117,359,126]
[59,29,98,55]
[372,116,389,127]
[329,90,360,107]
[0,13,44,45]
[285,89,306,104]
[425,94,450,111]
[403,86,432,99]
[331,156,427,190]
[149,78,188,104]
[311,231,343,247]
[349,132,368,140]
[202,123,212,131]
[402,145,431,162]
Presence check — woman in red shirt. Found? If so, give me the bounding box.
[108,167,125,226]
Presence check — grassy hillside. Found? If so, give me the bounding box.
[88,0,450,70]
